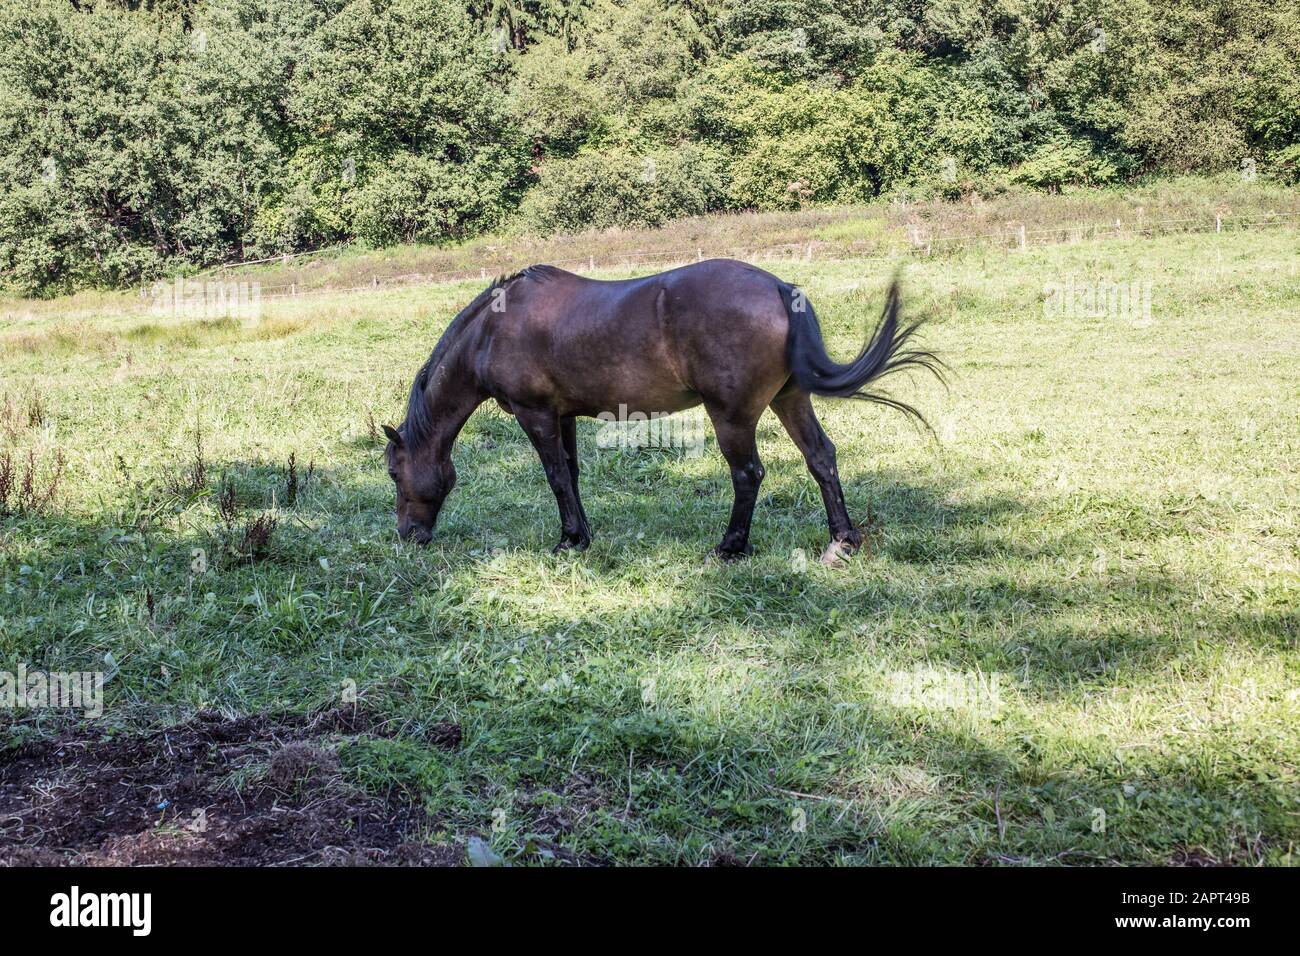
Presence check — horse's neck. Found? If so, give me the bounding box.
[417,356,481,458]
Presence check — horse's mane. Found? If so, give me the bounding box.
[401,265,564,451]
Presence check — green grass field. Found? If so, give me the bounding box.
[2,217,1298,864]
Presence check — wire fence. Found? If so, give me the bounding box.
[141,209,1300,309]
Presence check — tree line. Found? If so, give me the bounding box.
[1,0,1297,295]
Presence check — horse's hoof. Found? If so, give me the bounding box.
[820,529,864,568]
[552,536,590,554]
[711,545,753,563]
[820,538,858,568]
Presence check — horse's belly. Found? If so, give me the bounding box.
[560,373,701,419]
[546,327,699,417]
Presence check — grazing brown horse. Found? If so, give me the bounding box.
[384,259,940,561]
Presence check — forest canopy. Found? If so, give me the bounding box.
[1,0,1298,295]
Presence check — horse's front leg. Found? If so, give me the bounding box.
[560,415,589,534]
[515,406,591,553]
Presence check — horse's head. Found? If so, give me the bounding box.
[383,425,455,545]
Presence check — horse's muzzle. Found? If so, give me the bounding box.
[398,523,434,546]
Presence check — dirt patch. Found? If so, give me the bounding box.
[1170,847,1223,867]
[0,707,463,866]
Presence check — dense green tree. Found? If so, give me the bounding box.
[1118,0,1300,173]
[0,0,288,293]
[521,143,725,230]
[273,0,529,247]
[0,0,1297,294]
[718,0,881,79]
[474,0,594,49]
[0,0,527,293]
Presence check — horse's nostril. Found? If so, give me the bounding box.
[397,522,430,544]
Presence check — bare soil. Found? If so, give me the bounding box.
[0,707,463,866]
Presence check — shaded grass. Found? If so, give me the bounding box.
[1,214,1298,866]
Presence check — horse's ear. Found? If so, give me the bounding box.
[382,425,404,448]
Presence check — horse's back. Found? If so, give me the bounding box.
[480,259,793,414]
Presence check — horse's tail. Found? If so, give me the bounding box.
[780,277,945,428]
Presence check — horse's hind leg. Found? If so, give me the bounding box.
[704,404,765,560]
[770,390,862,559]
[515,406,591,552]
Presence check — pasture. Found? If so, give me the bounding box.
[1,219,1297,865]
